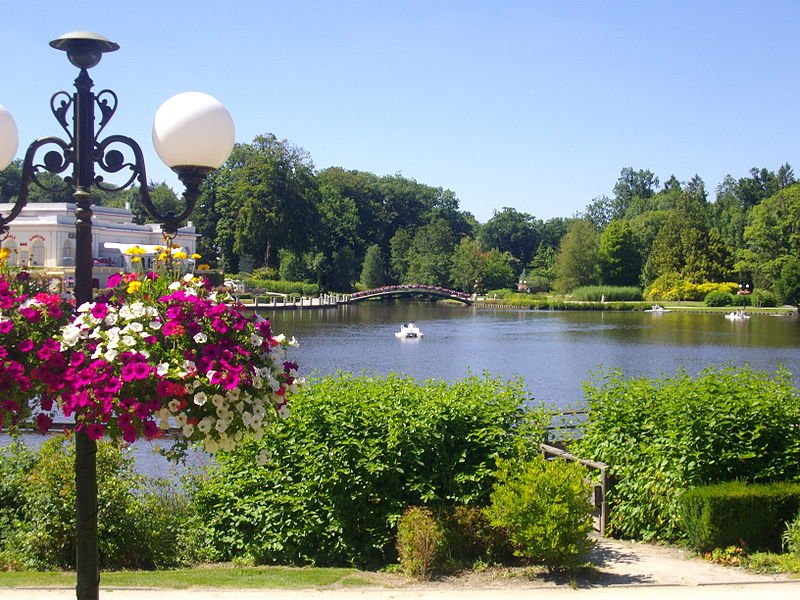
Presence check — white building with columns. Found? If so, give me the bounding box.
[0,202,199,289]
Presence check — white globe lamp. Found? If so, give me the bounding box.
[0,105,19,171]
[152,92,234,170]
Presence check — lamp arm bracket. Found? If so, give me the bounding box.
[93,133,146,192]
[0,136,71,237]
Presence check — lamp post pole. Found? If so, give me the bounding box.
[0,32,234,600]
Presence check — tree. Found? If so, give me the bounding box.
[647,195,731,284]
[599,220,641,286]
[738,182,800,290]
[449,237,483,293]
[612,167,659,219]
[195,134,318,272]
[581,195,614,230]
[314,187,362,291]
[0,159,22,202]
[129,181,181,225]
[449,238,517,292]
[526,245,557,292]
[775,257,800,307]
[389,229,413,283]
[360,244,386,289]
[553,220,600,293]
[686,174,708,202]
[479,207,539,267]
[404,219,457,286]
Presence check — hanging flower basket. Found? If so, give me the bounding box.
[0,247,302,455]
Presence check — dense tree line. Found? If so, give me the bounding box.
[190,132,565,294]
[570,164,800,304]
[3,134,799,303]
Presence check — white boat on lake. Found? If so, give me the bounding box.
[644,304,670,313]
[395,322,423,338]
[725,310,751,320]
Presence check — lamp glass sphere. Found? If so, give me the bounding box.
[152,92,234,170]
[0,104,19,171]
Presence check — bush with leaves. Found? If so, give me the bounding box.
[0,441,36,567]
[704,291,734,307]
[784,512,800,555]
[1,437,202,570]
[577,366,800,542]
[189,373,545,568]
[396,506,445,580]
[484,455,594,573]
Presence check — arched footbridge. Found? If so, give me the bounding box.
[347,284,473,305]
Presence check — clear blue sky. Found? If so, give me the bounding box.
[2,1,798,222]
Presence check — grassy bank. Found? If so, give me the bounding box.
[0,565,385,590]
[476,296,797,314]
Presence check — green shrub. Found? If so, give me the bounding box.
[240,277,320,297]
[484,456,594,573]
[679,481,800,552]
[440,505,513,568]
[396,507,446,580]
[8,438,145,569]
[0,442,36,567]
[752,289,777,308]
[571,286,643,302]
[783,512,800,554]
[577,366,800,542]
[646,278,739,302]
[704,291,734,307]
[2,438,200,570]
[189,373,545,568]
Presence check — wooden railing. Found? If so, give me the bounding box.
[541,442,610,536]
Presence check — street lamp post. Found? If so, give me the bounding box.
[738,282,752,311]
[0,32,234,600]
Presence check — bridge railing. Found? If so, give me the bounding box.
[349,284,473,304]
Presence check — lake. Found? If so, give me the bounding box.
[3,301,799,476]
[266,301,800,407]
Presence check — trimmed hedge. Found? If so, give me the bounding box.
[570,286,643,302]
[241,277,320,297]
[679,481,800,552]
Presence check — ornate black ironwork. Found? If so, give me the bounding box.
[0,60,201,244]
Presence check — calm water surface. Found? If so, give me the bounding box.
[267,302,800,407]
[4,302,799,476]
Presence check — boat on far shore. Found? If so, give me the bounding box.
[395,322,423,338]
